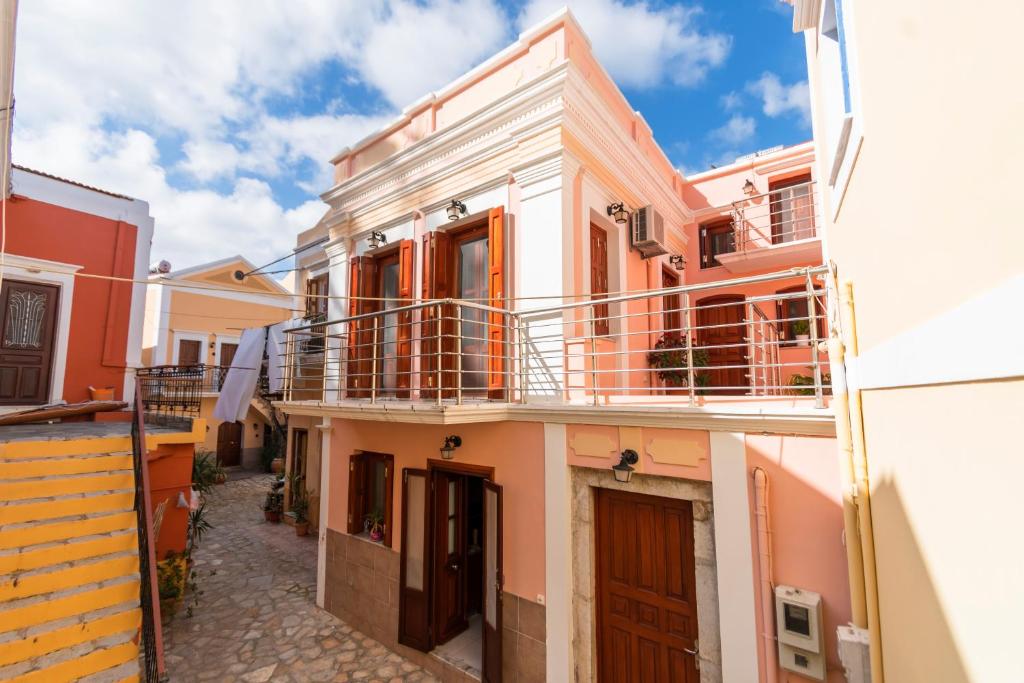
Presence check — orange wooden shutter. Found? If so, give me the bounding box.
[347,453,366,534]
[346,257,363,395]
[420,233,436,398]
[487,206,505,399]
[396,239,415,397]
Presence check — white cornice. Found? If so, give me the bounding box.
[275,400,837,437]
[0,252,84,274]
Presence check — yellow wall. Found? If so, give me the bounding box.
[806,2,1024,680]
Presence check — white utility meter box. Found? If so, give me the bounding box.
[775,585,825,681]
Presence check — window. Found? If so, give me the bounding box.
[699,219,735,269]
[769,174,815,243]
[818,0,861,198]
[347,451,394,546]
[590,223,609,336]
[776,285,826,344]
[305,273,329,320]
[662,268,681,339]
[177,339,202,366]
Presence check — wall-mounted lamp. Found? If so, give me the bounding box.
[669,255,686,271]
[742,179,757,196]
[440,435,462,460]
[368,230,387,249]
[606,202,630,225]
[447,199,468,221]
[612,449,639,483]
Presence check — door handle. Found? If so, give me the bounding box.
[683,640,700,670]
[449,562,459,572]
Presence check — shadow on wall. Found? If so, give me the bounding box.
[871,476,970,682]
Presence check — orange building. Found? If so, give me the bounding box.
[0,165,153,410]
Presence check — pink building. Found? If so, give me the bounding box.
[281,10,846,683]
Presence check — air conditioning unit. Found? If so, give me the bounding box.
[630,205,669,259]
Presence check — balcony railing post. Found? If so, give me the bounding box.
[455,304,463,406]
[589,303,599,406]
[370,316,379,404]
[806,272,824,408]
[504,312,513,404]
[321,324,330,403]
[284,335,294,402]
[745,302,755,395]
[683,292,696,405]
[517,315,528,404]
[435,302,443,407]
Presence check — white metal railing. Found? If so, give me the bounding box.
[280,267,831,408]
[730,179,819,252]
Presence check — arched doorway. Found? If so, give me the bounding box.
[696,294,748,394]
[216,421,242,467]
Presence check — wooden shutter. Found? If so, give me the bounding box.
[486,207,506,399]
[398,468,432,651]
[396,239,415,398]
[346,257,363,395]
[420,230,452,398]
[347,453,366,534]
[482,480,504,682]
[590,224,609,336]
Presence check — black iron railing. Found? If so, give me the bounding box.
[136,365,204,422]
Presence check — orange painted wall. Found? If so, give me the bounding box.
[326,419,546,600]
[746,435,850,683]
[5,195,138,402]
[147,442,196,559]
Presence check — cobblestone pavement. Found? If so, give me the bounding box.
[162,473,437,682]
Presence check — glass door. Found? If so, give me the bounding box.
[456,233,488,393]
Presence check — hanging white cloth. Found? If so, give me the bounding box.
[266,319,297,394]
[213,327,267,423]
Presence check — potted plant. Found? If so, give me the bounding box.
[292,494,310,537]
[364,509,385,543]
[262,492,283,522]
[192,450,225,495]
[646,335,710,391]
[792,319,811,347]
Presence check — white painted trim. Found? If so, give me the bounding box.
[0,254,81,403]
[154,285,171,365]
[543,423,572,682]
[709,431,760,682]
[168,254,292,296]
[157,281,295,311]
[848,274,1024,391]
[316,416,332,608]
[170,330,210,365]
[125,202,154,401]
[11,167,152,231]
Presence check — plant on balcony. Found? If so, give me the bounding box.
[791,319,811,346]
[646,335,710,389]
[787,370,832,396]
[364,508,386,543]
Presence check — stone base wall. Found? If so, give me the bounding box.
[325,529,547,681]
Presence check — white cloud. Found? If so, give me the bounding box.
[518,0,730,89]
[720,91,742,111]
[746,71,810,124]
[710,115,756,145]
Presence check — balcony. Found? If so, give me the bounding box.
[136,364,277,422]
[278,267,832,424]
[713,179,821,274]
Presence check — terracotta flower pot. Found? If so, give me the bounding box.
[294,521,309,537]
[270,457,285,474]
[265,510,281,523]
[215,473,227,485]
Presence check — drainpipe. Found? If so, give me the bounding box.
[752,467,778,683]
[839,280,884,682]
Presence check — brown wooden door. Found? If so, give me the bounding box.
[0,280,59,405]
[696,295,747,394]
[216,421,242,467]
[399,468,432,651]
[595,489,699,683]
[178,339,202,366]
[482,480,503,683]
[433,470,468,644]
[220,342,238,368]
[590,224,610,336]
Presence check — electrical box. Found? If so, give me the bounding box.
[837,625,871,683]
[775,585,825,681]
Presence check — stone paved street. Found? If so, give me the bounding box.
[162,473,437,682]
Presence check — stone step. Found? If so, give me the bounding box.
[0,528,137,575]
[79,658,141,683]
[0,511,137,552]
[0,575,140,637]
[0,470,135,503]
[0,437,133,460]
[0,606,140,668]
[0,490,135,527]
[0,453,134,480]
[0,628,138,682]
[0,550,139,604]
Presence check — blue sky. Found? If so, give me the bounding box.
[11,1,809,270]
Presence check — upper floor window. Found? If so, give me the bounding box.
[590,223,609,336]
[305,273,329,320]
[769,174,815,244]
[776,285,826,345]
[699,219,735,269]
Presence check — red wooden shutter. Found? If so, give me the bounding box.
[396,239,415,398]
[346,257,363,396]
[347,453,366,534]
[487,206,506,399]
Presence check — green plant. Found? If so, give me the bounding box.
[787,371,833,396]
[259,431,284,473]
[646,335,710,388]
[291,489,309,524]
[262,491,283,515]
[792,319,811,336]
[157,552,185,602]
[364,508,385,540]
[187,501,213,555]
[191,449,224,496]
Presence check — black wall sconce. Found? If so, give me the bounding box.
[440,435,462,460]
[612,449,639,483]
[606,202,630,224]
[669,255,686,271]
[368,230,387,249]
[742,179,757,196]
[447,199,468,221]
